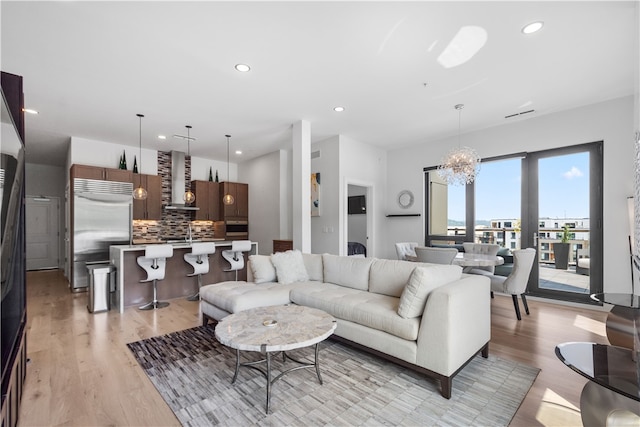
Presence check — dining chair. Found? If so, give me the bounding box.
[395,242,418,261]
[462,243,500,275]
[488,248,536,320]
[415,246,458,264]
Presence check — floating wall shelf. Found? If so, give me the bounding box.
[385,214,421,217]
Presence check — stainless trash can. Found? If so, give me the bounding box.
[87,264,115,313]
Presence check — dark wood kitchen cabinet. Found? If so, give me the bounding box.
[192,180,220,221]
[221,182,248,219]
[71,164,132,183]
[132,174,162,220]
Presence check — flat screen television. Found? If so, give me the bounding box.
[348,195,366,215]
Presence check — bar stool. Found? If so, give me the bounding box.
[184,242,216,301]
[222,240,252,281]
[137,244,174,310]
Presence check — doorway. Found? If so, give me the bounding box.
[524,142,603,303]
[346,183,371,257]
[26,195,60,270]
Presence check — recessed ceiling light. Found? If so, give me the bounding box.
[235,150,242,155]
[235,64,251,72]
[334,106,345,112]
[158,135,167,140]
[522,21,544,34]
[22,108,38,114]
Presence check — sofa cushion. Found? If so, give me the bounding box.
[322,253,373,291]
[248,254,277,284]
[369,259,418,297]
[302,253,323,282]
[271,250,309,285]
[200,281,311,314]
[397,264,462,318]
[290,283,420,341]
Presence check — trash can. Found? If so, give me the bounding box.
[87,264,115,313]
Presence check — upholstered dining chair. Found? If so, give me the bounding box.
[488,248,536,320]
[462,243,500,275]
[395,242,419,261]
[415,246,458,265]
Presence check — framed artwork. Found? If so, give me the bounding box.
[311,172,321,216]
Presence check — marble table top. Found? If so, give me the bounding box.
[215,305,337,353]
[452,252,504,267]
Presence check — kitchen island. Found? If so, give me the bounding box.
[110,241,258,313]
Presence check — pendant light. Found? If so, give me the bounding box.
[222,134,235,205]
[437,104,481,186]
[183,125,196,204]
[132,114,148,200]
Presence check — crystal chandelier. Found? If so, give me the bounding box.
[437,104,480,186]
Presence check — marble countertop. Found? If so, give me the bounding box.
[215,305,336,352]
[111,240,255,251]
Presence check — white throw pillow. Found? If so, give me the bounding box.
[397,265,462,319]
[271,250,309,285]
[248,254,277,284]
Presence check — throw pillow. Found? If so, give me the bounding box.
[248,254,277,284]
[397,265,462,319]
[271,250,309,285]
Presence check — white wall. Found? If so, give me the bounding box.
[386,96,635,293]
[310,136,341,255]
[238,150,284,255]
[340,136,387,257]
[191,156,237,182]
[25,163,66,268]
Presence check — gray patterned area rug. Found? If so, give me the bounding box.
[127,325,539,426]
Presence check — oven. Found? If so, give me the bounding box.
[225,220,248,237]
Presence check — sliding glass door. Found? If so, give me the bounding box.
[425,142,602,304]
[524,142,602,302]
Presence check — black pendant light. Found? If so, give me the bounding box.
[132,114,148,200]
[183,125,196,204]
[222,134,234,205]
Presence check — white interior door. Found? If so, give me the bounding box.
[26,195,60,270]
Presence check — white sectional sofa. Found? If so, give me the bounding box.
[200,251,491,399]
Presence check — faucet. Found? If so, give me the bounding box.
[187,223,193,245]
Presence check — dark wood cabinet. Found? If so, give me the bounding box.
[71,164,132,183]
[273,239,293,253]
[193,181,221,221]
[132,174,162,220]
[221,182,248,219]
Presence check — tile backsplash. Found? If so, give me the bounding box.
[132,150,219,241]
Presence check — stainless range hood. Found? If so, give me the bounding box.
[165,150,199,211]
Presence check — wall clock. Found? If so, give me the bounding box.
[397,190,414,209]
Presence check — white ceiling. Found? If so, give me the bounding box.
[1,1,637,167]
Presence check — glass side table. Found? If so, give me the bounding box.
[591,293,639,351]
[555,342,640,425]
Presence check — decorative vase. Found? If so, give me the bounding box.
[122,150,127,170]
[209,167,213,182]
[215,170,219,182]
[133,156,138,173]
[118,154,123,169]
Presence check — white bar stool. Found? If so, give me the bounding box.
[184,242,216,301]
[137,244,173,310]
[222,240,252,281]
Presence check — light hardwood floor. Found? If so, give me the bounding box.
[18,270,609,426]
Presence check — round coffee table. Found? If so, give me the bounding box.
[214,304,336,413]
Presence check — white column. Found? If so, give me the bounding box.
[292,120,311,252]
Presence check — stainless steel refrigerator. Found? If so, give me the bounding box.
[72,178,132,291]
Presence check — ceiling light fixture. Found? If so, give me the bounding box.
[235,64,251,72]
[522,21,544,34]
[222,134,235,206]
[158,135,166,140]
[22,108,38,115]
[334,106,345,112]
[132,114,148,200]
[437,104,480,186]
[235,150,242,155]
[183,125,196,204]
